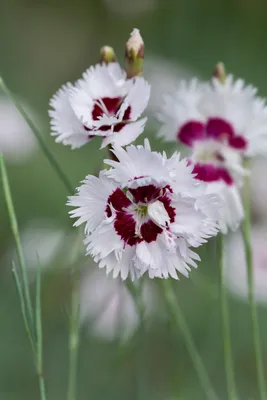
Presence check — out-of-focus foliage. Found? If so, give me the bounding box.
[1,0,267,399]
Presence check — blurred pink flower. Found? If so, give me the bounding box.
[2,219,67,280]
[226,225,267,303]
[80,267,157,341]
[0,98,37,163]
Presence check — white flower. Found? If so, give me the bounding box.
[158,75,267,186]
[158,74,267,231]
[226,225,267,304]
[0,98,37,163]
[80,267,156,341]
[49,63,150,149]
[68,140,220,280]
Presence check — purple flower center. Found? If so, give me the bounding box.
[105,184,175,246]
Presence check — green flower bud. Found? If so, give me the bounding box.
[100,46,117,64]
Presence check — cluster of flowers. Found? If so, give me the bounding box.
[49,29,267,281]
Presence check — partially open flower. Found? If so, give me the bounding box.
[68,140,220,280]
[49,62,150,149]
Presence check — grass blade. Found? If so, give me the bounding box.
[35,256,47,400]
[0,153,34,331]
[161,279,219,400]
[0,76,74,194]
[12,261,36,356]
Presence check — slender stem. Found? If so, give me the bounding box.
[12,262,36,356]
[218,233,237,400]
[36,258,47,400]
[127,280,146,399]
[0,76,74,194]
[68,270,80,400]
[0,154,34,332]
[1,157,47,400]
[67,232,83,400]
[242,162,266,400]
[161,279,219,400]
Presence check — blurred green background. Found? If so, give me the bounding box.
[1,0,267,399]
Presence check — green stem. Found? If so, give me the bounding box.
[67,272,80,400]
[1,157,47,400]
[242,164,266,400]
[126,280,146,399]
[0,154,34,332]
[38,376,47,400]
[161,279,219,400]
[67,232,83,400]
[12,262,36,356]
[218,234,237,400]
[36,259,47,400]
[0,76,74,194]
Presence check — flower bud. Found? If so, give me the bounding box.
[125,28,144,78]
[100,46,117,64]
[213,62,226,83]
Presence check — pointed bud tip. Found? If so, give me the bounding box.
[126,28,144,57]
[213,62,226,83]
[100,46,117,64]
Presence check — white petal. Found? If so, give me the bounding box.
[125,77,150,121]
[157,78,206,142]
[68,87,95,128]
[85,219,123,259]
[100,118,147,149]
[69,63,127,127]
[67,172,116,234]
[49,83,91,149]
[105,139,171,185]
[205,182,244,233]
[147,200,170,227]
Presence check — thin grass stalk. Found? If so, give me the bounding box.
[12,262,36,356]
[242,160,266,400]
[161,279,219,400]
[67,231,84,400]
[0,76,74,194]
[0,154,34,331]
[36,258,47,400]
[1,157,47,399]
[127,280,146,399]
[218,233,237,400]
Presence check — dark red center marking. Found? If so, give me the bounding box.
[84,96,131,133]
[105,185,175,246]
